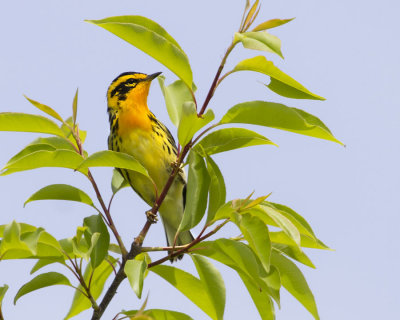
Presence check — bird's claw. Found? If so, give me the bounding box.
[146,210,158,224]
[171,161,183,173]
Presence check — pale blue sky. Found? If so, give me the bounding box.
[0,0,399,319]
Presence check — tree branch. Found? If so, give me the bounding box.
[148,219,230,268]
[91,243,141,320]
[198,42,236,116]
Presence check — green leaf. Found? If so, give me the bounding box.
[234,32,283,58]
[24,184,94,208]
[179,151,210,231]
[14,272,71,304]
[83,215,110,269]
[30,257,65,274]
[77,150,150,178]
[194,239,281,304]
[177,102,214,146]
[125,259,147,299]
[273,244,315,268]
[72,89,78,126]
[87,16,193,88]
[238,273,275,320]
[158,76,196,127]
[220,101,343,145]
[252,18,295,31]
[0,284,9,305]
[247,206,301,247]
[122,309,194,320]
[191,255,226,320]
[210,202,235,223]
[205,156,226,222]
[72,232,100,262]
[31,136,75,150]
[0,222,63,260]
[232,56,325,100]
[234,213,271,272]
[65,256,117,319]
[24,96,64,123]
[5,144,56,166]
[1,150,86,176]
[6,137,76,168]
[151,265,218,320]
[270,231,330,250]
[271,251,319,320]
[242,0,260,29]
[0,112,65,136]
[264,202,317,239]
[111,169,129,194]
[0,221,36,259]
[194,127,276,156]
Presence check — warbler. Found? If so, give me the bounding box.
[106,72,194,257]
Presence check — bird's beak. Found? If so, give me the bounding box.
[145,72,162,82]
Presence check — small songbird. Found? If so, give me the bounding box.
[106,72,194,258]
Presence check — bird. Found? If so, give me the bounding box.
[106,71,194,259]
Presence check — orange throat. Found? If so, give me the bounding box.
[118,102,152,136]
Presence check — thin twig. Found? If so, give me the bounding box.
[141,244,189,252]
[87,171,127,256]
[198,42,236,115]
[148,219,230,268]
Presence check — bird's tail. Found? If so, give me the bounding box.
[164,222,194,261]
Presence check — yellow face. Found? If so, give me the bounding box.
[107,72,161,110]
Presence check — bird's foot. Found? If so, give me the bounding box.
[146,210,158,224]
[171,161,183,173]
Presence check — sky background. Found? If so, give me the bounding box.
[0,0,399,319]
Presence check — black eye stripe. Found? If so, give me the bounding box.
[110,79,139,98]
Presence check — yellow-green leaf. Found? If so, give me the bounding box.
[24,96,64,123]
[87,16,193,88]
[205,156,226,223]
[271,251,320,320]
[1,150,86,176]
[83,215,110,269]
[177,102,214,146]
[72,89,78,126]
[252,18,295,31]
[24,184,94,208]
[122,309,194,320]
[158,76,196,127]
[179,151,210,231]
[194,127,276,156]
[14,272,71,305]
[191,255,226,320]
[77,150,149,178]
[151,265,219,320]
[234,213,272,272]
[111,169,129,194]
[232,56,325,100]
[0,113,65,136]
[234,32,283,58]
[125,259,147,299]
[220,101,343,145]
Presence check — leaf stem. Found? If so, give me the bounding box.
[198,42,236,116]
[87,171,127,256]
[67,120,127,256]
[147,219,230,268]
[141,244,189,252]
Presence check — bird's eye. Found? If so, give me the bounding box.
[127,78,136,84]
